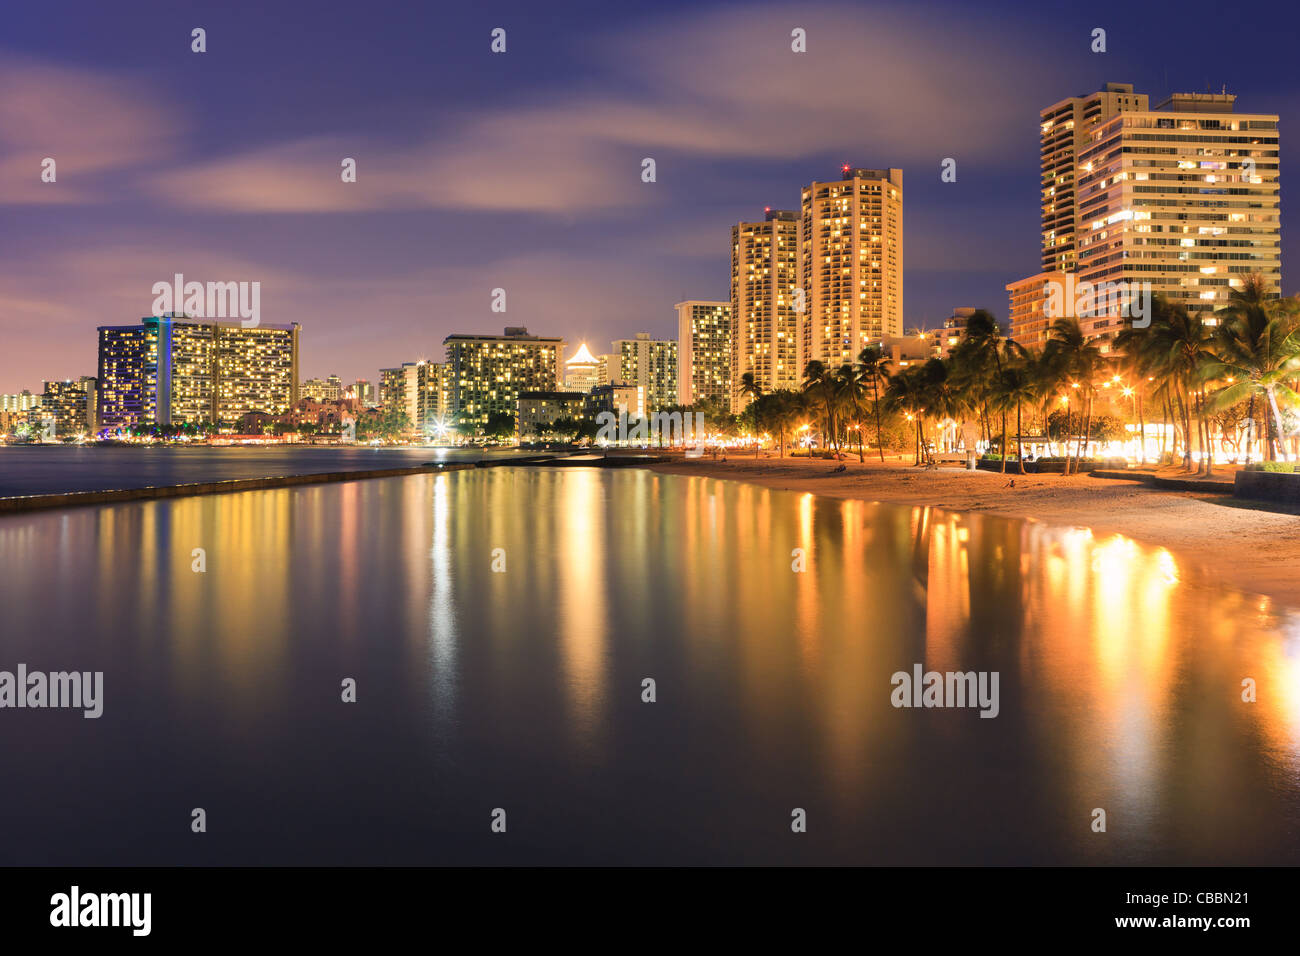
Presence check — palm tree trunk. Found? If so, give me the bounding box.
[1267,386,1287,461]
[1016,403,1026,474]
[1164,395,1175,465]
[1180,390,1190,473]
[1136,392,1146,466]
[872,383,885,464]
[1081,394,1094,472]
[1198,391,1213,477]
[1244,393,1255,466]
[1000,410,1008,474]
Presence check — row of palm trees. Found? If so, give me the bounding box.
[736,274,1300,476]
[1114,274,1300,475]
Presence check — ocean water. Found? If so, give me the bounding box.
[0,466,1297,864]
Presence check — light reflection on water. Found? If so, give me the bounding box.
[0,467,1297,865]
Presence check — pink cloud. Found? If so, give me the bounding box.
[0,57,181,205]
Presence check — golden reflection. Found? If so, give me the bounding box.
[428,474,457,710]
[3,466,1299,861]
[556,469,608,755]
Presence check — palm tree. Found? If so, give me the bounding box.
[856,345,892,462]
[990,361,1038,474]
[738,372,762,410]
[1209,276,1300,462]
[961,309,1005,446]
[918,357,963,457]
[1145,298,1219,474]
[1045,316,1106,474]
[802,360,839,455]
[766,390,802,458]
[1024,349,1064,456]
[1112,322,1154,465]
[833,363,873,462]
[884,365,927,465]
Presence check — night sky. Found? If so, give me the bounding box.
[2,0,1297,391]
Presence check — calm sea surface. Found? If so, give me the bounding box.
[1,466,1298,864]
[0,445,523,497]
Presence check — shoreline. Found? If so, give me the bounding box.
[3,448,1295,604]
[647,455,1300,607]
[0,464,469,513]
[0,452,667,512]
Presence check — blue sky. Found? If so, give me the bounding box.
[2,0,1297,390]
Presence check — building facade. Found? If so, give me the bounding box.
[612,332,677,414]
[378,366,407,415]
[417,361,448,438]
[40,377,96,437]
[1,391,43,415]
[517,391,592,437]
[96,322,157,429]
[443,327,563,433]
[675,300,731,408]
[96,315,299,430]
[351,379,375,407]
[589,383,641,420]
[1040,83,1150,274]
[799,167,904,371]
[564,343,602,392]
[1074,91,1280,343]
[943,308,977,334]
[730,209,800,411]
[1006,272,1064,351]
[300,377,343,402]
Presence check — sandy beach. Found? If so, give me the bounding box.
[648,455,1300,606]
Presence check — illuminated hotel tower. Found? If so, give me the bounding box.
[675,300,730,407]
[1040,83,1149,273]
[564,342,601,393]
[96,314,299,428]
[611,332,677,414]
[1075,90,1280,339]
[799,166,903,372]
[730,208,799,412]
[443,327,563,431]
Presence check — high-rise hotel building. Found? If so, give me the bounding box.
[1013,83,1279,349]
[379,362,421,427]
[40,377,97,437]
[675,301,731,407]
[612,332,677,414]
[730,209,799,411]
[96,315,299,429]
[443,327,563,432]
[799,167,904,371]
[1009,84,1147,348]
[1040,83,1150,273]
[1075,91,1280,338]
[417,361,448,436]
[379,360,448,437]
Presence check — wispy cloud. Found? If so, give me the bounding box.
[0,57,181,205]
[137,3,1041,216]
